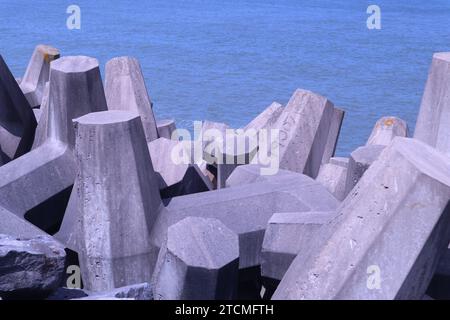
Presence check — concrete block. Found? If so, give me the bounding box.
[321,107,345,164]
[105,56,158,142]
[261,211,335,286]
[19,44,60,108]
[316,161,348,201]
[414,52,450,154]
[367,116,408,146]
[31,82,50,149]
[0,55,37,159]
[0,234,66,299]
[152,217,239,300]
[344,144,385,197]
[0,140,76,233]
[273,137,450,300]
[329,156,349,168]
[73,111,163,292]
[0,206,53,239]
[157,119,177,139]
[271,89,336,178]
[43,56,108,148]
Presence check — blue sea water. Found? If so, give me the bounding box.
[1,0,450,156]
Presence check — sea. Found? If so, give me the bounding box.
[2,0,450,156]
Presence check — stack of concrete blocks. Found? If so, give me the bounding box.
[105,57,213,198]
[273,137,450,299]
[0,56,108,235]
[343,116,408,198]
[58,109,339,297]
[0,55,37,161]
[19,45,60,108]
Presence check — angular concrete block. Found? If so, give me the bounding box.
[105,56,158,142]
[0,55,37,159]
[0,234,66,299]
[0,140,76,233]
[261,211,335,285]
[414,52,450,153]
[321,107,345,164]
[316,161,348,201]
[243,102,283,132]
[274,137,450,300]
[152,217,239,300]
[157,119,177,139]
[367,116,408,146]
[32,82,50,149]
[44,56,108,148]
[272,89,336,178]
[74,111,163,292]
[344,144,385,197]
[19,44,60,108]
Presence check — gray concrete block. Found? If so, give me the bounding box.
[344,144,385,197]
[321,107,345,164]
[43,56,108,148]
[105,56,158,142]
[261,211,335,283]
[273,137,450,300]
[0,234,66,299]
[0,140,76,233]
[271,89,336,178]
[0,55,37,159]
[152,217,239,300]
[73,111,163,292]
[157,119,177,139]
[414,52,450,154]
[316,161,348,201]
[19,45,60,108]
[367,116,408,146]
[0,206,53,239]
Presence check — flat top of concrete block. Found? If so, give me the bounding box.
[37,44,60,57]
[351,144,385,163]
[51,56,99,73]
[434,52,450,62]
[74,110,139,125]
[167,216,239,269]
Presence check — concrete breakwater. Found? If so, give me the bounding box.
[0,45,450,300]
